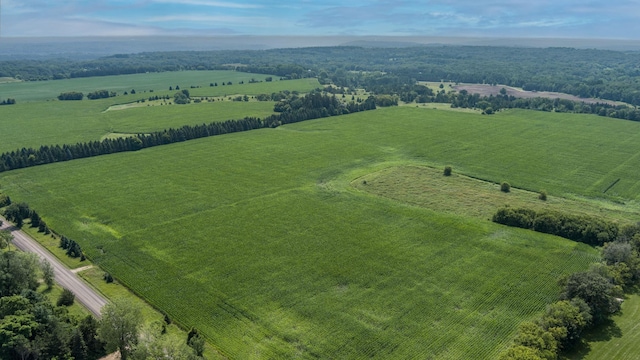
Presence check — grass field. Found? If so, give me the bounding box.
[565,294,640,360]
[0,77,319,153]
[0,106,615,358]
[353,165,640,223]
[0,71,316,102]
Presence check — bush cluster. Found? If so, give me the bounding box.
[87,89,116,99]
[492,207,619,246]
[57,91,83,100]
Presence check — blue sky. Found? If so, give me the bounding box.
[2,0,639,38]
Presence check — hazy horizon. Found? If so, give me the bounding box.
[2,1,639,39]
[3,35,640,61]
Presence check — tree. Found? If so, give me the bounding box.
[602,241,633,265]
[0,251,40,297]
[174,91,190,104]
[132,322,196,360]
[538,190,547,201]
[70,328,89,360]
[501,182,511,193]
[0,313,40,359]
[188,333,205,357]
[79,315,105,357]
[562,270,621,324]
[57,288,75,306]
[512,321,558,360]
[538,299,591,350]
[99,298,143,360]
[57,92,84,100]
[444,166,452,176]
[41,260,55,290]
[499,345,544,360]
[0,229,12,250]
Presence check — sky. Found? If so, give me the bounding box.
[2,0,640,39]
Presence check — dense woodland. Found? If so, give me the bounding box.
[2,46,640,106]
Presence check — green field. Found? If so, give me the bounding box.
[572,294,640,360]
[0,70,319,102]
[0,77,320,153]
[1,106,621,358]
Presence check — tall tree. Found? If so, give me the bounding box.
[99,299,143,360]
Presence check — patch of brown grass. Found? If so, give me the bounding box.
[352,165,640,224]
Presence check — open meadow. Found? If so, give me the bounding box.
[4,105,637,358]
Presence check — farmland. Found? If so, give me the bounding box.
[0,76,319,152]
[3,105,633,358]
[0,70,318,102]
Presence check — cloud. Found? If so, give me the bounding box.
[1,0,639,38]
[145,14,270,26]
[148,0,263,9]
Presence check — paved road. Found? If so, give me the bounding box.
[0,216,108,317]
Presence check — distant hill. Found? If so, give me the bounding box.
[2,36,640,61]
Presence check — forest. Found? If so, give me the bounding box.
[2,46,640,106]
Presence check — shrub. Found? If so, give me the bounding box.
[500,182,511,193]
[492,208,536,229]
[539,190,547,201]
[103,272,114,283]
[443,166,452,176]
[57,288,75,306]
[0,194,10,207]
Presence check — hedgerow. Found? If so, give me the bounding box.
[492,207,619,246]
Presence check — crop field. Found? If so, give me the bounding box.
[0,70,319,102]
[0,106,620,358]
[0,77,319,152]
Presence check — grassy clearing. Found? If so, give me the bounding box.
[40,282,90,319]
[20,221,86,269]
[352,165,640,223]
[0,77,20,84]
[100,100,276,133]
[0,107,608,358]
[566,294,640,360]
[0,71,288,102]
[400,101,482,113]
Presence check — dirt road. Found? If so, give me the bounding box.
[0,216,108,317]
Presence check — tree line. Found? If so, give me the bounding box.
[0,91,376,173]
[492,207,619,246]
[439,90,640,121]
[4,46,640,106]
[499,223,640,359]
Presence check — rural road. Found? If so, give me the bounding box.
[0,216,108,317]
